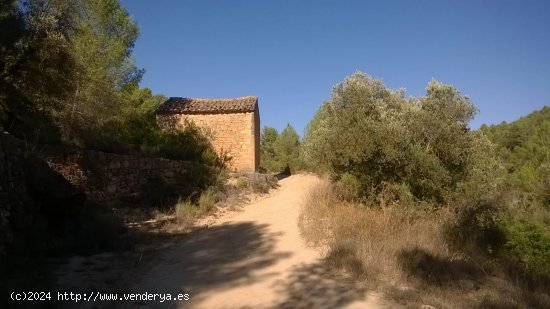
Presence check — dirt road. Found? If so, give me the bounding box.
[127,174,393,308]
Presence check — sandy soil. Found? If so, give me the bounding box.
[123,174,398,309]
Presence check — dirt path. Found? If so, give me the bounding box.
[126,174,394,309]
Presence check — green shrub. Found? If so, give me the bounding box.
[302,72,498,205]
[175,199,197,220]
[140,175,179,207]
[173,187,224,225]
[481,107,550,207]
[504,220,550,275]
[260,125,304,173]
[75,203,129,254]
[236,177,249,189]
[368,181,418,207]
[198,187,217,213]
[266,174,279,188]
[68,95,219,166]
[178,163,217,189]
[335,172,361,201]
[444,200,506,254]
[250,173,278,193]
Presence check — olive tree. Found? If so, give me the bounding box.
[303,72,501,204]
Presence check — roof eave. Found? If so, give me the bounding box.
[156,109,256,115]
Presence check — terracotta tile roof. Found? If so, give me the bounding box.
[157,96,258,114]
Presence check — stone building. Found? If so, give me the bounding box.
[156,96,260,171]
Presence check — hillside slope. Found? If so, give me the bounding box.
[481,106,549,202]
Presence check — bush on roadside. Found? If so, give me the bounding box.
[299,72,550,307]
[504,220,550,275]
[232,173,278,194]
[236,177,249,189]
[165,171,279,233]
[443,199,506,255]
[74,203,131,254]
[175,199,197,221]
[178,162,219,189]
[299,181,449,284]
[198,187,218,213]
[302,72,499,206]
[335,172,362,202]
[250,173,278,193]
[300,181,550,308]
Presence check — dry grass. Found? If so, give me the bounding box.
[299,180,550,308]
[125,172,280,235]
[229,172,279,193]
[501,189,550,227]
[161,193,217,233]
[198,187,217,213]
[299,180,450,284]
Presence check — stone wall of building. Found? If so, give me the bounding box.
[157,111,259,171]
[254,109,260,171]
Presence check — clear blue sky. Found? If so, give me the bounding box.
[121,0,550,135]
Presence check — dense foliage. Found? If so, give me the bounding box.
[1,0,76,142]
[481,106,550,207]
[0,1,220,286]
[303,72,550,282]
[0,0,216,164]
[480,106,550,276]
[260,124,303,173]
[303,72,500,204]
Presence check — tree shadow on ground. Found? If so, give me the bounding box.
[123,221,291,308]
[390,247,550,308]
[274,164,292,181]
[273,261,371,309]
[48,221,290,309]
[274,172,290,181]
[397,247,483,287]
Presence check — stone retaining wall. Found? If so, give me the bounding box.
[39,147,202,203]
[0,132,85,270]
